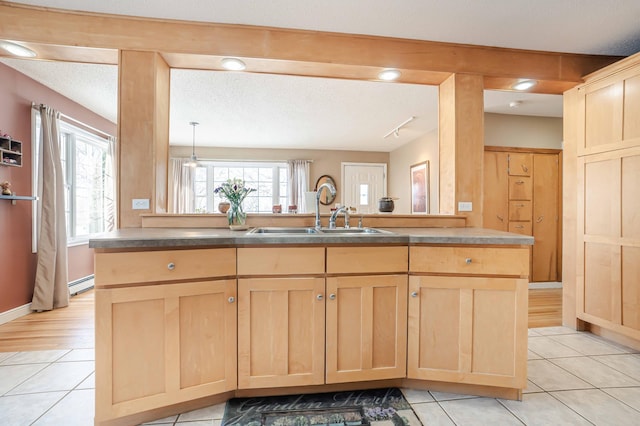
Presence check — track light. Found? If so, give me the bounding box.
[384,116,415,139]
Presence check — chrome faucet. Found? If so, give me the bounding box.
[329,206,350,229]
[315,182,336,229]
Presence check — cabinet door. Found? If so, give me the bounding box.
[407,275,528,389]
[532,153,560,281]
[237,277,325,389]
[325,275,407,384]
[95,280,236,423]
[483,151,509,231]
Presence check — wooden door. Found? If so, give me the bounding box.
[407,275,528,389]
[237,277,325,389]
[483,151,509,231]
[95,280,237,423]
[325,275,407,384]
[533,153,560,281]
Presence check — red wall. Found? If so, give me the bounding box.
[0,62,116,313]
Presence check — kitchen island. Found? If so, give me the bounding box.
[90,227,532,426]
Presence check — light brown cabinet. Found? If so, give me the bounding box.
[564,53,640,344]
[408,246,529,391]
[325,246,408,384]
[483,148,561,282]
[94,248,237,424]
[237,246,408,388]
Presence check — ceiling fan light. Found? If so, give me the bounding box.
[0,40,36,58]
[221,57,246,71]
[378,69,401,81]
[512,79,536,91]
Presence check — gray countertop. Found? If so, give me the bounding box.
[89,227,533,249]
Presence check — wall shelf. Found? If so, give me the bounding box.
[0,194,37,205]
[0,138,22,167]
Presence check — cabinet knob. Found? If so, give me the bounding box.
[329,293,336,300]
[228,296,235,304]
[411,291,418,298]
[465,258,472,264]
[316,294,324,301]
[167,262,175,270]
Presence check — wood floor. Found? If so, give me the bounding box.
[0,290,94,352]
[0,288,561,353]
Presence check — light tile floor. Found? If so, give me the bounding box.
[1,326,640,425]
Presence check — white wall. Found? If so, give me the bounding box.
[485,113,563,149]
[388,128,439,215]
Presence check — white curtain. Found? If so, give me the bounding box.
[169,158,195,213]
[287,160,310,212]
[105,136,117,231]
[32,105,69,311]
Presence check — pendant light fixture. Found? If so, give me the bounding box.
[184,121,200,168]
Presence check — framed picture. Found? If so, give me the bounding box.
[410,161,429,214]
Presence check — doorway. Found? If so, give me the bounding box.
[341,163,387,214]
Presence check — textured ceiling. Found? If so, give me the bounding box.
[3,0,640,151]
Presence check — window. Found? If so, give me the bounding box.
[33,112,115,247]
[193,161,288,213]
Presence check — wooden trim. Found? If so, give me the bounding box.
[0,1,622,93]
[484,146,562,154]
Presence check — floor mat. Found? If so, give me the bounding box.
[221,387,422,425]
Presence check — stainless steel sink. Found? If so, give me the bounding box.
[247,227,320,234]
[246,227,394,235]
[318,227,393,234]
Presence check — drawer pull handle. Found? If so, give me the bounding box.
[516,180,525,185]
[329,293,336,300]
[465,258,472,265]
[521,165,529,173]
[411,291,418,298]
[316,294,324,301]
[228,296,235,304]
[536,215,544,223]
[167,262,175,270]
[497,215,504,222]
[515,203,525,207]
[515,225,524,229]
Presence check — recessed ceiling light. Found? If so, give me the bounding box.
[378,69,401,81]
[221,57,246,71]
[509,100,523,108]
[0,40,36,58]
[512,80,536,91]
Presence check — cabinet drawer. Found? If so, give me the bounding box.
[327,246,408,274]
[508,153,532,176]
[509,176,532,200]
[509,221,533,235]
[410,246,529,276]
[95,248,236,287]
[509,201,532,221]
[238,247,324,275]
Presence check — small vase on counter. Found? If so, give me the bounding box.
[227,203,247,230]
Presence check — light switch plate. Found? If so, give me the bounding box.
[458,201,473,212]
[132,198,150,210]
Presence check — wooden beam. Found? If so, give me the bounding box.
[118,50,170,227]
[439,74,485,226]
[0,1,623,93]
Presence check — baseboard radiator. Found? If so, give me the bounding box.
[69,275,95,295]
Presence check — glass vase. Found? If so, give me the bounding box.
[227,203,247,229]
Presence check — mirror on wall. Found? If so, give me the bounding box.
[314,175,337,205]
